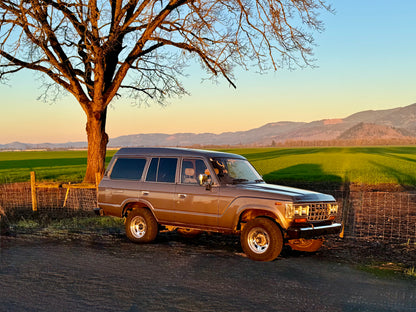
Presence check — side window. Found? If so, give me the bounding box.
[145,158,159,182]
[110,158,146,180]
[158,158,178,183]
[181,159,208,184]
[145,157,178,183]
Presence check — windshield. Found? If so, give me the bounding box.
[210,158,263,184]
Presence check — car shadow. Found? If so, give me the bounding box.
[263,163,344,191]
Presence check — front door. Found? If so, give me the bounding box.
[174,158,219,227]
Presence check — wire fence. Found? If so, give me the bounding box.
[1,182,416,244]
[347,191,416,244]
[0,182,97,219]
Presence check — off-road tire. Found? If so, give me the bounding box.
[240,218,283,262]
[125,209,158,243]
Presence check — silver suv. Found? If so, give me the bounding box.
[97,147,341,261]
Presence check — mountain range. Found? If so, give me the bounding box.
[2,103,416,150]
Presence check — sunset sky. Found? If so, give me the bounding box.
[1,0,415,144]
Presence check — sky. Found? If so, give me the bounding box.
[0,0,415,144]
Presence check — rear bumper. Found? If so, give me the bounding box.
[286,223,342,239]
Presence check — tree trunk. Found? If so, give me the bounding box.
[84,108,109,183]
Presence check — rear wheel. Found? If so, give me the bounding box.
[287,238,323,252]
[240,218,283,262]
[125,209,158,243]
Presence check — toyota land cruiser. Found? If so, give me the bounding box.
[97,147,341,261]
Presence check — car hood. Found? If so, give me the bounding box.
[233,183,335,202]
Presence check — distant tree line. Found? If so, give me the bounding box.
[274,138,416,147]
[188,138,416,149]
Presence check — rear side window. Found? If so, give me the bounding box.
[145,158,159,182]
[145,157,178,183]
[110,158,146,180]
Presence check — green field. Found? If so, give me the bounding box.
[224,147,416,187]
[1,147,416,187]
[0,150,116,184]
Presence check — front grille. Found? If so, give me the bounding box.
[308,203,330,221]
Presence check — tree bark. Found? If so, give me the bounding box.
[84,107,109,183]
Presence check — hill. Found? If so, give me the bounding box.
[2,103,416,149]
[337,123,413,140]
[107,103,416,147]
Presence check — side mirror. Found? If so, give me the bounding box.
[198,174,212,190]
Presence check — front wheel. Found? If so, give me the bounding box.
[125,209,158,243]
[240,218,283,262]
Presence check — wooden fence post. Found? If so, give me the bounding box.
[95,172,102,208]
[95,172,102,189]
[30,171,38,212]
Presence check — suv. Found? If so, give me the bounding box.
[97,147,341,261]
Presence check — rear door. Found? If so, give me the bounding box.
[141,157,178,222]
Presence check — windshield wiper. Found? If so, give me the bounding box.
[255,179,264,183]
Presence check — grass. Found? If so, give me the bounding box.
[46,215,124,231]
[224,146,416,187]
[2,146,416,187]
[0,150,116,184]
[357,262,416,279]
[404,267,416,278]
[12,215,124,235]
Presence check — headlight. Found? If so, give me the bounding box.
[285,203,310,218]
[286,202,338,219]
[328,203,338,215]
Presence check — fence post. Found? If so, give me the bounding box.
[95,172,102,189]
[30,171,38,212]
[95,172,102,209]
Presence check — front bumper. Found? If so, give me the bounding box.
[286,223,342,239]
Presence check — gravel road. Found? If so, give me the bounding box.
[1,234,415,312]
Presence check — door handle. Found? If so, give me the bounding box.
[113,190,124,193]
[142,191,150,196]
[178,194,187,199]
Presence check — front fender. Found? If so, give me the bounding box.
[219,197,289,230]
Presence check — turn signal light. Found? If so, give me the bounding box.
[294,218,308,223]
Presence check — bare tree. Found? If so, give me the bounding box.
[0,0,331,182]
